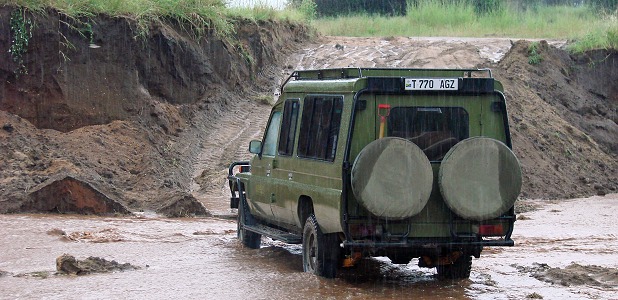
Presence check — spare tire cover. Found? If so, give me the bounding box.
[439,137,522,221]
[351,137,433,219]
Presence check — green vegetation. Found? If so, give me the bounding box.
[8,7,32,74]
[297,0,317,20]
[307,0,617,52]
[3,0,235,39]
[588,0,618,12]
[3,0,616,53]
[527,41,543,65]
[471,0,503,15]
[567,25,618,53]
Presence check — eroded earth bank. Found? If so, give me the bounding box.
[1,6,617,299]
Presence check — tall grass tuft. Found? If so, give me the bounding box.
[306,0,617,51]
[3,0,235,39]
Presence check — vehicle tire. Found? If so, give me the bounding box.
[436,255,472,280]
[439,137,522,221]
[351,137,433,219]
[302,214,340,278]
[237,197,261,249]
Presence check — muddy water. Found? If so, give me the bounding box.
[1,195,617,299]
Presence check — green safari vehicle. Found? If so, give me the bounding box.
[228,68,522,279]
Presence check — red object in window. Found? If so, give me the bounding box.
[378,104,391,116]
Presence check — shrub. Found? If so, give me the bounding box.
[588,0,618,13]
[528,41,543,65]
[299,0,317,20]
[470,0,504,16]
[305,0,407,17]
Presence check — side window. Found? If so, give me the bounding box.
[278,100,300,156]
[388,107,469,161]
[298,95,344,161]
[262,112,282,157]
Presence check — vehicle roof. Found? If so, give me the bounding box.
[277,68,504,106]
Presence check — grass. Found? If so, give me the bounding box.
[527,42,543,65]
[2,0,236,39]
[309,0,618,53]
[2,0,616,52]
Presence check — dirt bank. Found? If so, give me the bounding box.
[495,41,617,199]
[0,6,312,214]
[1,9,617,215]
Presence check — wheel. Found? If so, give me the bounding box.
[439,137,521,221]
[302,214,341,278]
[436,255,472,280]
[237,196,261,249]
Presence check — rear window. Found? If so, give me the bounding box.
[388,107,469,161]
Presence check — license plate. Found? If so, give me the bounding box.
[404,78,459,91]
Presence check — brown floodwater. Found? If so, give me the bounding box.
[1,194,617,299]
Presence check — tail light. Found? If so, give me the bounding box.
[349,224,381,237]
[478,224,504,236]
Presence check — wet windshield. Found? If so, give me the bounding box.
[388,107,469,161]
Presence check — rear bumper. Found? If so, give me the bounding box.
[342,238,514,248]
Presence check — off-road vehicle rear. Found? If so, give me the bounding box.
[228,68,521,279]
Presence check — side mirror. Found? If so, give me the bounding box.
[249,140,262,154]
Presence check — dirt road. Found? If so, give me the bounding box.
[286,36,565,69]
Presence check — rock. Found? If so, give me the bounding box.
[594,184,607,196]
[56,254,82,275]
[56,254,137,275]
[2,123,13,132]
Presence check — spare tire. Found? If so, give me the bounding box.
[439,137,522,221]
[351,137,433,219]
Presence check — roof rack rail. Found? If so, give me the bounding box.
[290,68,492,81]
[278,68,493,94]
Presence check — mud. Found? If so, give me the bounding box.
[155,193,211,218]
[23,175,130,215]
[515,263,618,288]
[55,254,138,275]
[1,194,617,299]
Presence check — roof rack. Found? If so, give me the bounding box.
[278,68,494,94]
[289,68,493,81]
